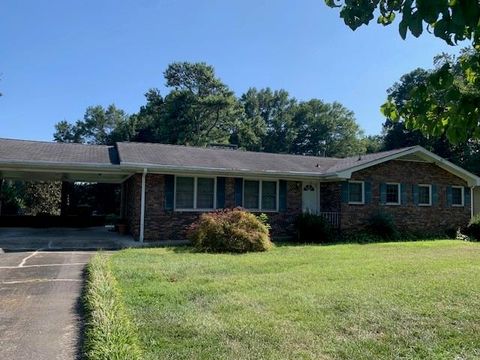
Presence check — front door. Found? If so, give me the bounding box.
[302,182,319,214]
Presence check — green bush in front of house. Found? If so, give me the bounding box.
[464,214,480,241]
[365,211,398,240]
[187,208,273,253]
[294,213,335,243]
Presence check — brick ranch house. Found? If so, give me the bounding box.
[1,138,479,241]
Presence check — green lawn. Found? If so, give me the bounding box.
[110,241,480,359]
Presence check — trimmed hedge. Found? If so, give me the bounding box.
[464,214,480,241]
[187,208,273,253]
[294,213,335,243]
[365,211,398,240]
[83,253,142,360]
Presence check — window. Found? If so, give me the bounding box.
[262,181,277,211]
[243,179,279,211]
[452,186,464,206]
[175,177,194,209]
[175,176,215,210]
[244,180,260,209]
[386,183,400,205]
[348,181,364,204]
[197,178,215,209]
[418,184,432,206]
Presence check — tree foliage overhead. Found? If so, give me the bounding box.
[325,0,480,45]
[53,62,369,158]
[381,48,480,143]
[381,65,480,175]
[325,1,480,143]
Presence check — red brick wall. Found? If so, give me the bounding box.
[267,181,302,237]
[341,160,471,233]
[124,174,302,241]
[320,182,341,212]
[125,174,141,239]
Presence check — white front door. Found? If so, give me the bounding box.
[302,181,319,214]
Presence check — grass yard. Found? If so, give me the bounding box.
[110,241,480,359]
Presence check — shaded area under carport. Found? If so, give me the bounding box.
[0,227,137,251]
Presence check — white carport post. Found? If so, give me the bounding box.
[139,168,147,243]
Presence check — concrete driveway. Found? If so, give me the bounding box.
[0,250,93,360]
[0,227,135,251]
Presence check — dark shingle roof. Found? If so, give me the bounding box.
[0,138,119,166]
[0,138,419,176]
[117,142,342,174]
[326,147,418,173]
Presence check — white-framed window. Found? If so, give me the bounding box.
[348,181,364,204]
[175,176,216,210]
[418,184,432,206]
[386,183,400,205]
[243,179,279,212]
[451,186,464,206]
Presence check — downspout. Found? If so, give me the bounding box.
[139,168,147,243]
[471,186,475,220]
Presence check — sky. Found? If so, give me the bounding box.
[0,0,462,141]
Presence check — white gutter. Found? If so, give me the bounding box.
[119,162,330,180]
[139,168,147,243]
[471,186,475,219]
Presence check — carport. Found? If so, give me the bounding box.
[0,139,134,247]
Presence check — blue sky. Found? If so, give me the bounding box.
[0,0,460,141]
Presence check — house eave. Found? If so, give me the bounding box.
[119,162,333,180]
[0,160,131,183]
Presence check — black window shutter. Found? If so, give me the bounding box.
[279,180,287,212]
[164,175,175,210]
[446,186,452,207]
[432,184,439,206]
[216,177,226,209]
[412,184,419,205]
[341,182,349,203]
[234,178,243,207]
[465,187,471,207]
[401,183,407,205]
[379,183,387,205]
[364,182,372,203]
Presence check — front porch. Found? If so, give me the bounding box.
[301,180,342,228]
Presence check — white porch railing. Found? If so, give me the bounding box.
[319,212,341,228]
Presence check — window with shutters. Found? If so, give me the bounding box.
[451,186,464,206]
[348,181,364,204]
[418,184,432,206]
[175,176,216,210]
[386,183,400,205]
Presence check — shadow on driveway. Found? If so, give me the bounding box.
[0,227,136,252]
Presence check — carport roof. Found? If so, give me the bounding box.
[0,138,119,166]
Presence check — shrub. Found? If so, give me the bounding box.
[464,214,480,241]
[294,213,335,243]
[187,208,273,253]
[256,213,272,231]
[365,211,398,240]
